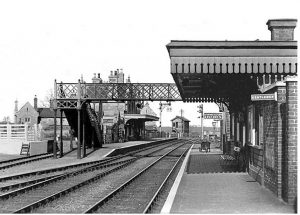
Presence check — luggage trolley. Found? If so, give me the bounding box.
[199,141,211,153]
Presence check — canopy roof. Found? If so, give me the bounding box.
[166,40,297,110]
[125,114,159,122]
[167,40,297,75]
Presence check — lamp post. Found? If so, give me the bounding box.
[212,121,217,141]
[180,109,184,138]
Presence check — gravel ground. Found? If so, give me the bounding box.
[33,157,157,213]
[97,157,179,213]
[0,154,23,162]
[150,143,185,157]
[167,143,192,157]
[133,143,176,157]
[0,156,134,193]
[150,155,185,213]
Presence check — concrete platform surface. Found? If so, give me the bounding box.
[164,146,295,214]
[103,139,163,149]
[170,173,294,214]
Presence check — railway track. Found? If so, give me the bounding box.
[0,153,53,170]
[0,139,179,184]
[84,140,193,213]
[0,156,136,213]
[0,138,193,213]
[0,155,132,194]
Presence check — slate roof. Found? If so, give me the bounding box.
[37,108,66,118]
[171,116,190,122]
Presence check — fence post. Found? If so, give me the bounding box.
[53,79,58,159]
[77,79,82,159]
[7,124,11,140]
[38,124,42,140]
[25,124,28,141]
[34,124,38,141]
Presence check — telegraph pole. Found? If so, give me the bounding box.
[180,109,184,137]
[159,102,171,138]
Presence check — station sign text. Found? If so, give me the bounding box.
[251,93,277,101]
[203,113,223,120]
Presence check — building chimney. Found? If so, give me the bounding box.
[126,75,131,83]
[267,19,297,41]
[34,95,38,110]
[92,73,102,83]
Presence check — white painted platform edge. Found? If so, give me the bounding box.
[103,149,115,158]
[160,144,194,214]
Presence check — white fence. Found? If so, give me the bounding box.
[0,124,42,154]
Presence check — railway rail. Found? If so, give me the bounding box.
[0,153,53,170]
[0,138,193,213]
[0,139,179,184]
[0,157,136,213]
[84,140,193,213]
[0,155,133,194]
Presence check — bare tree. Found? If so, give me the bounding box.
[39,88,54,108]
[2,116,10,123]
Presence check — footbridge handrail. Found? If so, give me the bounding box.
[54,81,182,102]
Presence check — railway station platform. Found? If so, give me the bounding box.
[0,139,295,213]
[162,144,295,214]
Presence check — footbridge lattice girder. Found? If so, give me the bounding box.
[54,81,235,109]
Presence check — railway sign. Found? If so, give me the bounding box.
[251,93,277,101]
[203,113,223,120]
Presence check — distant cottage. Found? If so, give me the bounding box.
[14,96,66,125]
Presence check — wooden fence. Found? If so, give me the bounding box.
[0,124,41,141]
[0,124,41,154]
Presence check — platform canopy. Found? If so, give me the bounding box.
[125,114,159,123]
[166,40,297,108]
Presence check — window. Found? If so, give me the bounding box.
[248,106,254,144]
[247,105,262,146]
[24,117,31,122]
[175,122,178,128]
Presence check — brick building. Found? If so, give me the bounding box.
[171,116,190,137]
[166,19,297,204]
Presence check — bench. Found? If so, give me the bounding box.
[220,154,237,165]
[220,147,241,170]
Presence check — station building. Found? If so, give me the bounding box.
[166,19,297,204]
[90,71,159,143]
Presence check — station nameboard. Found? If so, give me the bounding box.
[203,113,223,120]
[251,93,277,101]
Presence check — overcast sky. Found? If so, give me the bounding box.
[0,0,299,127]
